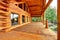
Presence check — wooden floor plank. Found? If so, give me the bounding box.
[0,22,57,40]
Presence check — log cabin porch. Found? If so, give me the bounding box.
[0,0,57,40]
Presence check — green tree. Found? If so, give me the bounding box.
[45,6,57,23]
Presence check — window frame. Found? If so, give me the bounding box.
[11,12,19,26]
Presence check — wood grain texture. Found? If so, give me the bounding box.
[0,1,31,30]
[58,0,60,40]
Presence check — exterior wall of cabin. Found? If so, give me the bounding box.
[3,0,47,29]
[5,2,31,29]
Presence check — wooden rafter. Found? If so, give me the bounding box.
[44,0,53,11]
[42,0,53,16]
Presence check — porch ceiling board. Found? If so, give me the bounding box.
[1,0,45,17]
[31,12,41,15]
[31,14,41,16]
[28,5,41,7]
[30,10,41,13]
[29,7,42,11]
[25,0,42,6]
[8,0,52,17]
[31,14,42,17]
[20,0,44,17]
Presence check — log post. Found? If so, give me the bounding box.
[40,16,42,23]
[58,0,60,39]
[45,20,48,28]
[41,15,44,24]
[43,14,44,24]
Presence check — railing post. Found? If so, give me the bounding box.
[45,20,48,28]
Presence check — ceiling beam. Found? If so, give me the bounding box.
[31,15,41,17]
[41,0,53,16]
[28,5,41,7]
[44,0,53,11]
[30,10,41,13]
[30,13,41,15]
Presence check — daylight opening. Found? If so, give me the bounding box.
[11,13,19,26]
[45,0,57,33]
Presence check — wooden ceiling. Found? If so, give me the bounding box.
[0,0,52,17]
[2,0,45,17]
[21,0,45,17]
[21,0,53,17]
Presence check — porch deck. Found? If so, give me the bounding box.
[0,22,57,40]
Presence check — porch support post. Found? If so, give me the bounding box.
[40,16,42,23]
[43,14,44,24]
[25,16,27,23]
[45,20,48,28]
[18,14,20,24]
[41,15,44,24]
[20,14,22,24]
[40,16,41,22]
[58,0,60,39]
[30,16,32,22]
[41,16,43,23]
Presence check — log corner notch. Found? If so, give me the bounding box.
[42,0,53,16]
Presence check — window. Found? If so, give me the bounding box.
[24,3,28,12]
[15,4,18,6]
[11,13,19,26]
[18,3,28,12]
[18,4,22,9]
[22,15,25,23]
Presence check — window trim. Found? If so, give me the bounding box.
[11,12,19,26]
